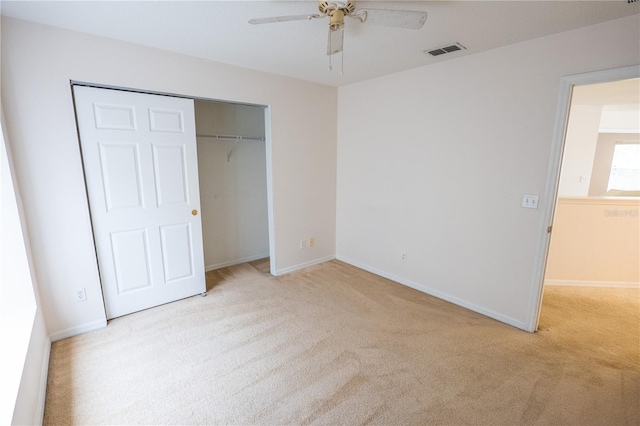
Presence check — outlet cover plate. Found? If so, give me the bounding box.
[75,288,87,302]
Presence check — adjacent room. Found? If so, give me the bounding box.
[539,77,639,392]
[1,1,639,424]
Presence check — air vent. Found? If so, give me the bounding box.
[425,42,466,57]
[428,48,447,56]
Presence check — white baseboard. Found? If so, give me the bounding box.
[35,338,51,425]
[48,319,107,342]
[205,252,270,272]
[545,279,640,288]
[273,255,336,276]
[336,255,528,332]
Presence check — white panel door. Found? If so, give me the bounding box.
[74,86,205,319]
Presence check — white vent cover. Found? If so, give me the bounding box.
[424,42,466,57]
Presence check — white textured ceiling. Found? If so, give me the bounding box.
[2,1,639,87]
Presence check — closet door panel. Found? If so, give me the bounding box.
[74,85,205,319]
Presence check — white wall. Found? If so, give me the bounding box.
[557,104,602,196]
[336,15,640,330]
[600,104,640,133]
[1,17,337,339]
[11,311,49,425]
[195,101,269,270]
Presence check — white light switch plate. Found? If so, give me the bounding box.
[522,194,539,209]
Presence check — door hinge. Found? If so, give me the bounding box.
[547,225,553,233]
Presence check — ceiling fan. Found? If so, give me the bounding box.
[249,1,427,70]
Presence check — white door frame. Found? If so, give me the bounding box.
[71,81,276,276]
[525,64,640,332]
[264,107,277,275]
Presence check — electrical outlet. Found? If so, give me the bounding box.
[522,194,539,209]
[75,288,87,302]
[401,252,408,261]
[300,239,307,249]
[309,237,315,247]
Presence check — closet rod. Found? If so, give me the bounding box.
[196,134,265,141]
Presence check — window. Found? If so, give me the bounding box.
[0,121,38,424]
[607,143,640,192]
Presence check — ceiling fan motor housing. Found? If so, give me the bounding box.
[329,9,345,30]
[318,1,356,15]
[319,1,355,31]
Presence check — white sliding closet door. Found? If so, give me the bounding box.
[74,86,205,319]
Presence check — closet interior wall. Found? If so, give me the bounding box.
[194,100,269,271]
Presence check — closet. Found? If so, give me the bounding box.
[194,100,269,271]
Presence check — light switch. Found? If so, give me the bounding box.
[522,194,539,209]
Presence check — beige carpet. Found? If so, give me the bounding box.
[43,260,639,425]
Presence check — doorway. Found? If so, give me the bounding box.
[529,65,640,333]
[194,100,270,271]
[545,79,639,288]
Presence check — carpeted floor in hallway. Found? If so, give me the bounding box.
[43,259,639,425]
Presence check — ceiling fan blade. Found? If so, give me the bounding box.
[248,14,322,25]
[359,9,427,29]
[327,28,344,55]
